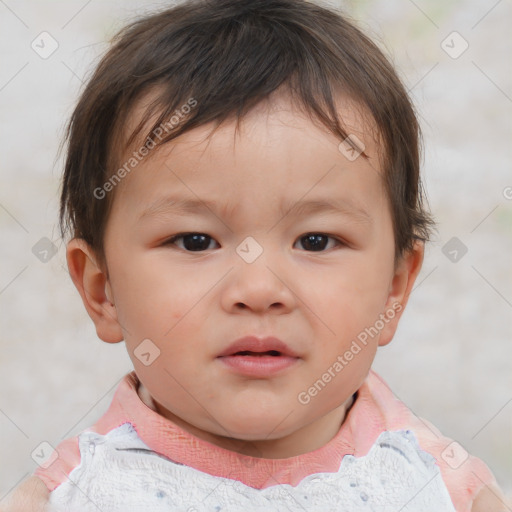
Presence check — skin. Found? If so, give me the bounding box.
[3,91,506,511]
[66,89,424,458]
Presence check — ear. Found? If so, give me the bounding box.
[378,240,425,347]
[66,238,124,343]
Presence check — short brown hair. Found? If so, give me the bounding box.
[59,0,434,266]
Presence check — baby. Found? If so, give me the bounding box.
[4,0,506,511]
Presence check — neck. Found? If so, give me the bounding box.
[137,382,355,459]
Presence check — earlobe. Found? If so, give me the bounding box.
[66,238,124,343]
[378,241,425,347]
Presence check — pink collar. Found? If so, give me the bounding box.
[92,370,385,488]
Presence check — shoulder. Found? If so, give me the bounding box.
[32,374,137,492]
[0,476,50,512]
[471,482,509,512]
[358,372,502,510]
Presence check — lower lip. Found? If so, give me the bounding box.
[217,354,299,377]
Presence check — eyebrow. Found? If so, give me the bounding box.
[138,196,372,225]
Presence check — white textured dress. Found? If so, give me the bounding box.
[35,370,497,512]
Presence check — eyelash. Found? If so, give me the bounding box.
[163,232,345,252]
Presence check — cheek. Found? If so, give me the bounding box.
[107,257,170,330]
[112,258,210,349]
[322,256,390,305]
[307,261,392,350]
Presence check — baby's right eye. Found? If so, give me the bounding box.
[164,233,219,252]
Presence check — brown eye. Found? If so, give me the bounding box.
[165,233,218,251]
[295,233,342,252]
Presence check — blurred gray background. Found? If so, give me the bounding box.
[1,0,511,501]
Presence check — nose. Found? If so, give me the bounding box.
[221,251,297,315]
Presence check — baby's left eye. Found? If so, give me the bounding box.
[294,233,343,252]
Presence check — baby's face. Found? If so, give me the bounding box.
[100,92,409,454]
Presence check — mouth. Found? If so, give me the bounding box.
[217,352,299,377]
[231,350,282,357]
[216,336,300,377]
[216,336,300,359]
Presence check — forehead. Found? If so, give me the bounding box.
[110,89,386,223]
[120,86,381,161]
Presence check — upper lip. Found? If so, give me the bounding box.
[217,336,300,358]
